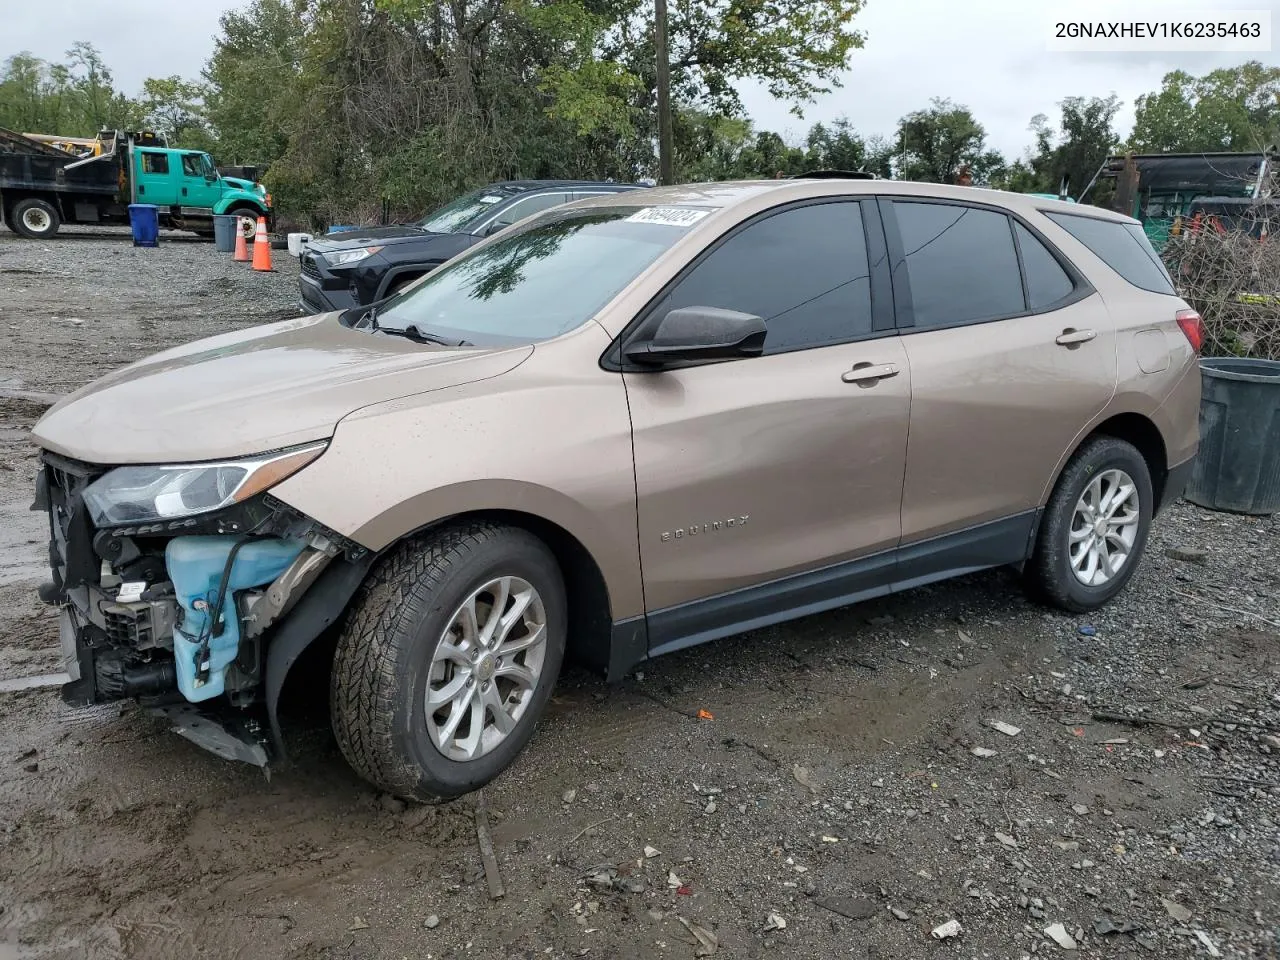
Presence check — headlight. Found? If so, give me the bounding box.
[324,246,382,268]
[81,442,327,528]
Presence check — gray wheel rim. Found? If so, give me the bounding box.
[22,207,51,233]
[424,576,547,761]
[1069,468,1140,586]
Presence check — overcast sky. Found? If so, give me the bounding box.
[5,0,1280,160]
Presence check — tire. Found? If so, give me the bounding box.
[10,197,61,239]
[1026,435,1154,612]
[330,522,567,801]
[225,205,262,238]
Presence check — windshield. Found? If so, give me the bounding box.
[416,187,518,234]
[375,205,710,344]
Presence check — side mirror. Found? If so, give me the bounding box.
[484,221,508,237]
[625,306,767,366]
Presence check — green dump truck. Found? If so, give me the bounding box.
[0,127,272,240]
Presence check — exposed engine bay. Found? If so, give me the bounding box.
[34,447,370,766]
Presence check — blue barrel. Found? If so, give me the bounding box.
[212,214,238,252]
[128,204,159,247]
[1185,358,1280,515]
[326,224,358,234]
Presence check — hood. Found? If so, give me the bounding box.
[308,224,447,250]
[32,314,533,465]
[221,176,261,194]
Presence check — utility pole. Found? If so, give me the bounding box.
[655,0,674,185]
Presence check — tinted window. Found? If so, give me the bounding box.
[376,206,699,345]
[416,186,518,234]
[489,192,571,229]
[1015,223,1075,309]
[893,201,1024,328]
[141,152,168,174]
[655,202,872,354]
[1045,212,1175,295]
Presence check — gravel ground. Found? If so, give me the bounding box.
[1,228,1278,960]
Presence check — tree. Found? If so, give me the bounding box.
[1024,95,1120,196]
[0,45,141,136]
[140,76,214,150]
[895,98,1004,184]
[1130,61,1280,152]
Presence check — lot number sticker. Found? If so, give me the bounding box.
[624,207,710,227]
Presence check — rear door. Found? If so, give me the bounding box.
[623,198,911,634]
[133,150,179,205]
[884,197,1118,547]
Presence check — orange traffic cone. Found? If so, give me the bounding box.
[251,217,273,272]
[232,220,250,262]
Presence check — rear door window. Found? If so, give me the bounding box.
[890,201,1025,328]
[488,192,572,230]
[652,200,873,354]
[1014,223,1076,309]
[1044,212,1175,295]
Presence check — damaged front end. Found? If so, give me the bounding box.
[33,443,370,767]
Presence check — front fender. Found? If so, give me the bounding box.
[213,193,266,217]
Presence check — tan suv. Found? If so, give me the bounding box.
[31,179,1202,800]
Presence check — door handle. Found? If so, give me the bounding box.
[181,187,188,196]
[842,362,899,384]
[1055,327,1097,346]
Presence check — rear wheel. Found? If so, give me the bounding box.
[1026,435,1153,612]
[330,523,566,801]
[10,198,60,239]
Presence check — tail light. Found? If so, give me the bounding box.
[1176,309,1204,353]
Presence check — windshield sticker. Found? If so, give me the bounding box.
[478,195,503,204]
[624,207,710,227]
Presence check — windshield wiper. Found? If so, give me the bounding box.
[378,323,473,347]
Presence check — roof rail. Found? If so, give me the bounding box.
[787,169,879,180]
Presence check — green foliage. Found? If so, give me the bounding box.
[1022,95,1120,196]
[0,44,142,136]
[895,98,1003,184]
[1130,61,1280,152]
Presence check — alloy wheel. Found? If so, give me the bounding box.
[1069,468,1140,586]
[424,576,548,761]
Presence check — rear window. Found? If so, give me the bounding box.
[1045,212,1175,295]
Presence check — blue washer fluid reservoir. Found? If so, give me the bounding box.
[166,536,306,702]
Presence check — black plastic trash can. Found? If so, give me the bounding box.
[1185,357,1280,515]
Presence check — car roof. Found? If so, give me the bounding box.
[486,180,642,192]
[565,178,1141,224]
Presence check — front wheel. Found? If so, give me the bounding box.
[1026,435,1154,612]
[225,205,262,239]
[10,197,61,239]
[330,523,567,801]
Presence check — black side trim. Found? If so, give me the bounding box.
[894,510,1039,590]
[1160,457,1195,514]
[265,552,375,758]
[648,550,895,658]
[643,510,1039,660]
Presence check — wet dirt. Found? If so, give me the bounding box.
[1,229,1278,959]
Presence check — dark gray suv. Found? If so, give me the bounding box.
[298,180,643,312]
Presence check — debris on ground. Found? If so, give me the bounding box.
[1160,896,1192,923]
[888,906,911,921]
[1044,922,1077,949]
[814,897,877,921]
[424,914,440,929]
[792,763,819,793]
[676,916,718,956]
[931,919,962,940]
[764,912,786,932]
[971,746,997,758]
[987,719,1022,737]
[644,845,661,859]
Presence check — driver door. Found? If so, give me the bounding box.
[179,152,222,208]
[622,199,911,645]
